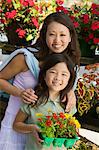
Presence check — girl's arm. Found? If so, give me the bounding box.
[13,110,42,142]
[0,54,37,103]
[13,110,37,133]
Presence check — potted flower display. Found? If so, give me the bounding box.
[0,0,65,46]
[57,1,99,57]
[68,2,99,57]
[75,63,99,117]
[36,112,80,148]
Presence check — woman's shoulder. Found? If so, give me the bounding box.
[11,54,28,71]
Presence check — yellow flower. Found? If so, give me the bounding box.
[64,113,72,119]
[35,113,44,117]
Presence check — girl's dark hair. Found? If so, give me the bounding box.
[34,53,76,107]
[33,11,81,66]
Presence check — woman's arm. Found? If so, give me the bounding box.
[62,89,76,112]
[0,54,28,97]
[0,54,37,103]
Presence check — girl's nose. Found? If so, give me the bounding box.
[54,74,61,80]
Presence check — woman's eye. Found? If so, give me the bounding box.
[61,34,66,36]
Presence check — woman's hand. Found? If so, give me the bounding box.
[20,88,38,104]
[62,89,76,112]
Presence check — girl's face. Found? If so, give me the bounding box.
[44,62,70,95]
[46,21,71,53]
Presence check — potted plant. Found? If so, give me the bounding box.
[75,63,99,127]
[0,0,65,46]
[36,112,80,148]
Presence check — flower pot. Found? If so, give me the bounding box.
[41,136,79,148]
[53,138,66,147]
[43,137,54,146]
[64,137,79,148]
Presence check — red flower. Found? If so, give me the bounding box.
[93,38,99,44]
[46,116,51,119]
[73,22,79,28]
[56,6,68,14]
[38,118,42,122]
[89,33,94,39]
[60,123,64,128]
[83,14,89,24]
[45,120,52,126]
[53,113,58,120]
[59,112,65,119]
[91,21,99,31]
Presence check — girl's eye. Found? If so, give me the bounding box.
[50,71,56,74]
[62,73,67,76]
[49,33,55,36]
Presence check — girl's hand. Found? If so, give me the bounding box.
[20,88,38,104]
[32,125,43,145]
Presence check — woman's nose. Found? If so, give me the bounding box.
[54,35,60,42]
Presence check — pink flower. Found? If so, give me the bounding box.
[5,10,16,19]
[31,17,39,29]
[16,28,26,38]
[6,0,12,3]
[56,0,64,5]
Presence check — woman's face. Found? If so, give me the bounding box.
[44,62,70,95]
[46,21,71,53]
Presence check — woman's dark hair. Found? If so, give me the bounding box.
[33,11,81,66]
[34,53,76,108]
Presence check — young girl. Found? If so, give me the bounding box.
[13,53,76,150]
[0,12,80,149]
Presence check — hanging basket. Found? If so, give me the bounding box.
[5,22,31,46]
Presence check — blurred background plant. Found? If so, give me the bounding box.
[0,0,65,45]
[58,1,99,56]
